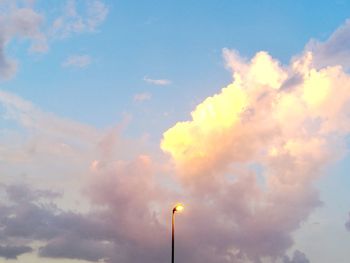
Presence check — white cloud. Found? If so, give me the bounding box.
[62,54,92,68]
[133,92,152,102]
[143,76,171,86]
[161,48,350,261]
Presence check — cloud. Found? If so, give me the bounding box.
[0,155,169,262]
[2,45,350,262]
[161,48,350,261]
[0,183,114,261]
[50,0,109,39]
[0,245,33,259]
[62,54,92,68]
[0,89,101,196]
[0,91,169,262]
[345,213,350,231]
[4,183,61,203]
[0,45,17,79]
[133,92,152,102]
[0,1,108,79]
[0,90,99,146]
[143,76,172,86]
[39,234,115,262]
[2,14,350,263]
[283,250,310,263]
[0,2,48,79]
[305,19,350,70]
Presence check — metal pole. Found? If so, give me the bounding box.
[172,209,175,263]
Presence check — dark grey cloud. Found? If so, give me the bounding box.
[283,250,310,263]
[280,73,303,91]
[4,183,61,203]
[0,174,169,263]
[39,234,114,262]
[0,245,33,259]
[345,213,350,231]
[0,184,114,261]
[0,139,324,263]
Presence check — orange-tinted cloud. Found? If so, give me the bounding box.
[161,49,350,261]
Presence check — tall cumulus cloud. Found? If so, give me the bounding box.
[161,48,350,262]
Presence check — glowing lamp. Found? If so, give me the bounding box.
[173,204,184,213]
[171,203,184,263]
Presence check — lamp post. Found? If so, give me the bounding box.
[172,204,184,263]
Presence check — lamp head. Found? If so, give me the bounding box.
[173,204,184,213]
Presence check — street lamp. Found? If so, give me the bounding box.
[172,204,184,263]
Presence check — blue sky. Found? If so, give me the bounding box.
[3,0,350,134]
[1,1,350,263]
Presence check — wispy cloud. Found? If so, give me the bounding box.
[50,0,109,39]
[143,76,171,86]
[0,0,108,80]
[0,90,99,167]
[62,54,92,68]
[133,92,152,102]
[0,2,48,79]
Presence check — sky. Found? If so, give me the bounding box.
[0,0,350,263]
